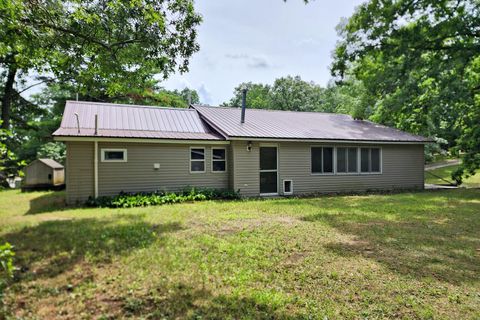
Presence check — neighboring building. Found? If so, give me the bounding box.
[53,101,431,204]
[23,159,65,189]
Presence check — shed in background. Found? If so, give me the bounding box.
[23,159,65,190]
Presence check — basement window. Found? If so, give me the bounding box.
[283,180,293,195]
[101,149,127,162]
[190,147,205,173]
[212,148,226,172]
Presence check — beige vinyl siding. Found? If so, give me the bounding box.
[66,142,94,204]
[232,141,424,197]
[231,140,260,196]
[97,142,228,196]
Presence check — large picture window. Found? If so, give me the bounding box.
[190,147,205,173]
[360,147,381,173]
[311,147,334,174]
[336,147,358,173]
[212,148,226,172]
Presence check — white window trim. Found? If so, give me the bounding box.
[335,146,360,175]
[259,143,279,196]
[359,147,383,175]
[310,146,335,175]
[283,179,293,196]
[190,146,206,173]
[211,147,227,173]
[101,148,127,162]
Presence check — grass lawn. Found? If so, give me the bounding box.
[1,189,479,319]
[425,164,480,188]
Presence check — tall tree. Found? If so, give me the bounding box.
[0,0,202,129]
[332,0,480,181]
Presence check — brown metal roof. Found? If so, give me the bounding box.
[53,101,223,140]
[192,105,432,143]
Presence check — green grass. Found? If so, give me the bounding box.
[1,189,479,319]
[425,164,480,188]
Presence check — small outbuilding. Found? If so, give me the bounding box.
[23,158,65,190]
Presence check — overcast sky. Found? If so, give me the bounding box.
[161,0,365,105]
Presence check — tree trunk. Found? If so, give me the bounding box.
[1,64,17,130]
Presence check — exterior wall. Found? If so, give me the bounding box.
[65,141,229,204]
[53,168,65,185]
[24,161,53,185]
[66,142,94,204]
[97,142,228,196]
[231,141,425,196]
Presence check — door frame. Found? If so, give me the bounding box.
[259,143,279,196]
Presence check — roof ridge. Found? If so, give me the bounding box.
[67,100,195,112]
[192,104,351,117]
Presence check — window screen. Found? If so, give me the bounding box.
[212,148,226,172]
[311,147,333,173]
[360,148,381,173]
[190,148,205,172]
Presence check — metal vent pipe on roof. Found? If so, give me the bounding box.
[241,88,247,123]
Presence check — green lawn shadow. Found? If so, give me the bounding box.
[2,215,182,281]
[26,191,68,215]
[301,190,480,284]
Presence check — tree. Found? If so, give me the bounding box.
[223,76,328,112]
[332,0,480,182]
[0,0,202,129]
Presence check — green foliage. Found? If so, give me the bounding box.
[424,137,448,164]
[0,242,14,311]
[332,0,480,181]
[86,188,240,208]
[37,142,66,165]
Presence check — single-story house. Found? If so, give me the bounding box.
[53,100,431,204]
[23,158,65,189]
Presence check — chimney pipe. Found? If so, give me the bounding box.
[241,88,247,123]
[74,112,80,134]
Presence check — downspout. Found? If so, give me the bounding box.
[94,114,98,198]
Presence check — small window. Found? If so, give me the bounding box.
[48,174,52,180]
[101,149,127,162]
[190,147,205,173]
[212,148,226,172]
[311,147,334,174]
[337,147,358,173]
[283,180,293,195]
[360,148,381,173]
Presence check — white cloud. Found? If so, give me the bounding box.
[197,84,213,105]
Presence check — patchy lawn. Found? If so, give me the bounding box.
[1,189,479,319]
[425,164,480,188]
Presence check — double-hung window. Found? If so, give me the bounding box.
[360,147,381,173]
[212,148,226,172]
[311,147,334,174]
[190,147,205,173]
[336,147,358,173]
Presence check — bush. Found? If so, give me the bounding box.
[0,242,15,311]
[86,187,240,208]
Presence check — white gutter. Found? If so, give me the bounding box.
[228,137,431,145]
[54,136,230,145]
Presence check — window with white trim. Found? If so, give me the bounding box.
[360,147,381,173]
[212,148,226,172]
[190,148,205,172]
[311,147,334,174]
[336,147,358,173]
[101,149,127,162]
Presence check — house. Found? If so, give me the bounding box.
[23,158,65,190]
[53,100,431,204]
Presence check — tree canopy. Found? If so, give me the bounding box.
[332,0,480,181]
[0,0,202,129]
